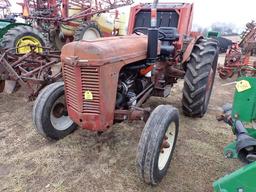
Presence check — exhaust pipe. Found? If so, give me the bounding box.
[147,0,159,65]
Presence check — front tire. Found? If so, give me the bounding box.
[182,38,219,117]
[137,105,179,185]
[32,82,77,140]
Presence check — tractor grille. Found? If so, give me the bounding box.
[81,67,100,114]
[63,64,80,112]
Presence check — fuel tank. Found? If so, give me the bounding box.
[61,35,149,131]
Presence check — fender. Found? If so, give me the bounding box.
[0,21,30,40]
[182,35,204,64]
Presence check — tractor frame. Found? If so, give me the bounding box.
[32,1,219,185]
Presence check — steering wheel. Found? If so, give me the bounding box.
[133,27,167,40]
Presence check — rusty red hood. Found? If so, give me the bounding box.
[61,35,149,66]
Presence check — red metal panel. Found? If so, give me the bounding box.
[63,64,80,112]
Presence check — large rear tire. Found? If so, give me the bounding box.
[33,82,77,140]
[137,105,179,185]
[73,21,102,41]
[182,38,219,117]
[1,25,47,54]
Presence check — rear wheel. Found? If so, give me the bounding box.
[73,21,102,41]
[137,105,179,185]
[182,38,218,117]
[1,25,47,54]
[33,82,77,140]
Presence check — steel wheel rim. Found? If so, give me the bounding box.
[158,123,176,170]
[50,95,73,131]
[16,36,43,54]
[82,28,100,40]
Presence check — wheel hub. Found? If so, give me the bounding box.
[82,28,101,40]
[16,36,43,54]
[52,103,66,118]
[158,123,176,170]
[50,96,73,131]
[161,135,170,153]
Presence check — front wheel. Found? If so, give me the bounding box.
[137,105,179,185]
[32,82,77,140]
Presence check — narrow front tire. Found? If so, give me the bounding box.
[137,105,179,185]
[32,82,77,140]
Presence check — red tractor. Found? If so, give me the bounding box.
[33,1,218,185]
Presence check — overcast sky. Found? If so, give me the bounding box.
[10,0,256,30]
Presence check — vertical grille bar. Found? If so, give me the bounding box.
[63,63,80,111]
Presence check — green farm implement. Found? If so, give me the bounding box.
[214,76,256,192]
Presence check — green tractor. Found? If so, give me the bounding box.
[0,16,47,93]
[0,18,47,54]
[214,76,256,192]
[206,31,221,38]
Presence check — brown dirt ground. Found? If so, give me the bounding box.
[0,55,243,192]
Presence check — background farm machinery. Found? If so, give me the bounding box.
[218,21,256,79]
[0,45,61,99]
[214,76,256,192]
[0,0,132,98]
[19,0,133,49]
[206,31,233,54]
[0,0,10,18]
